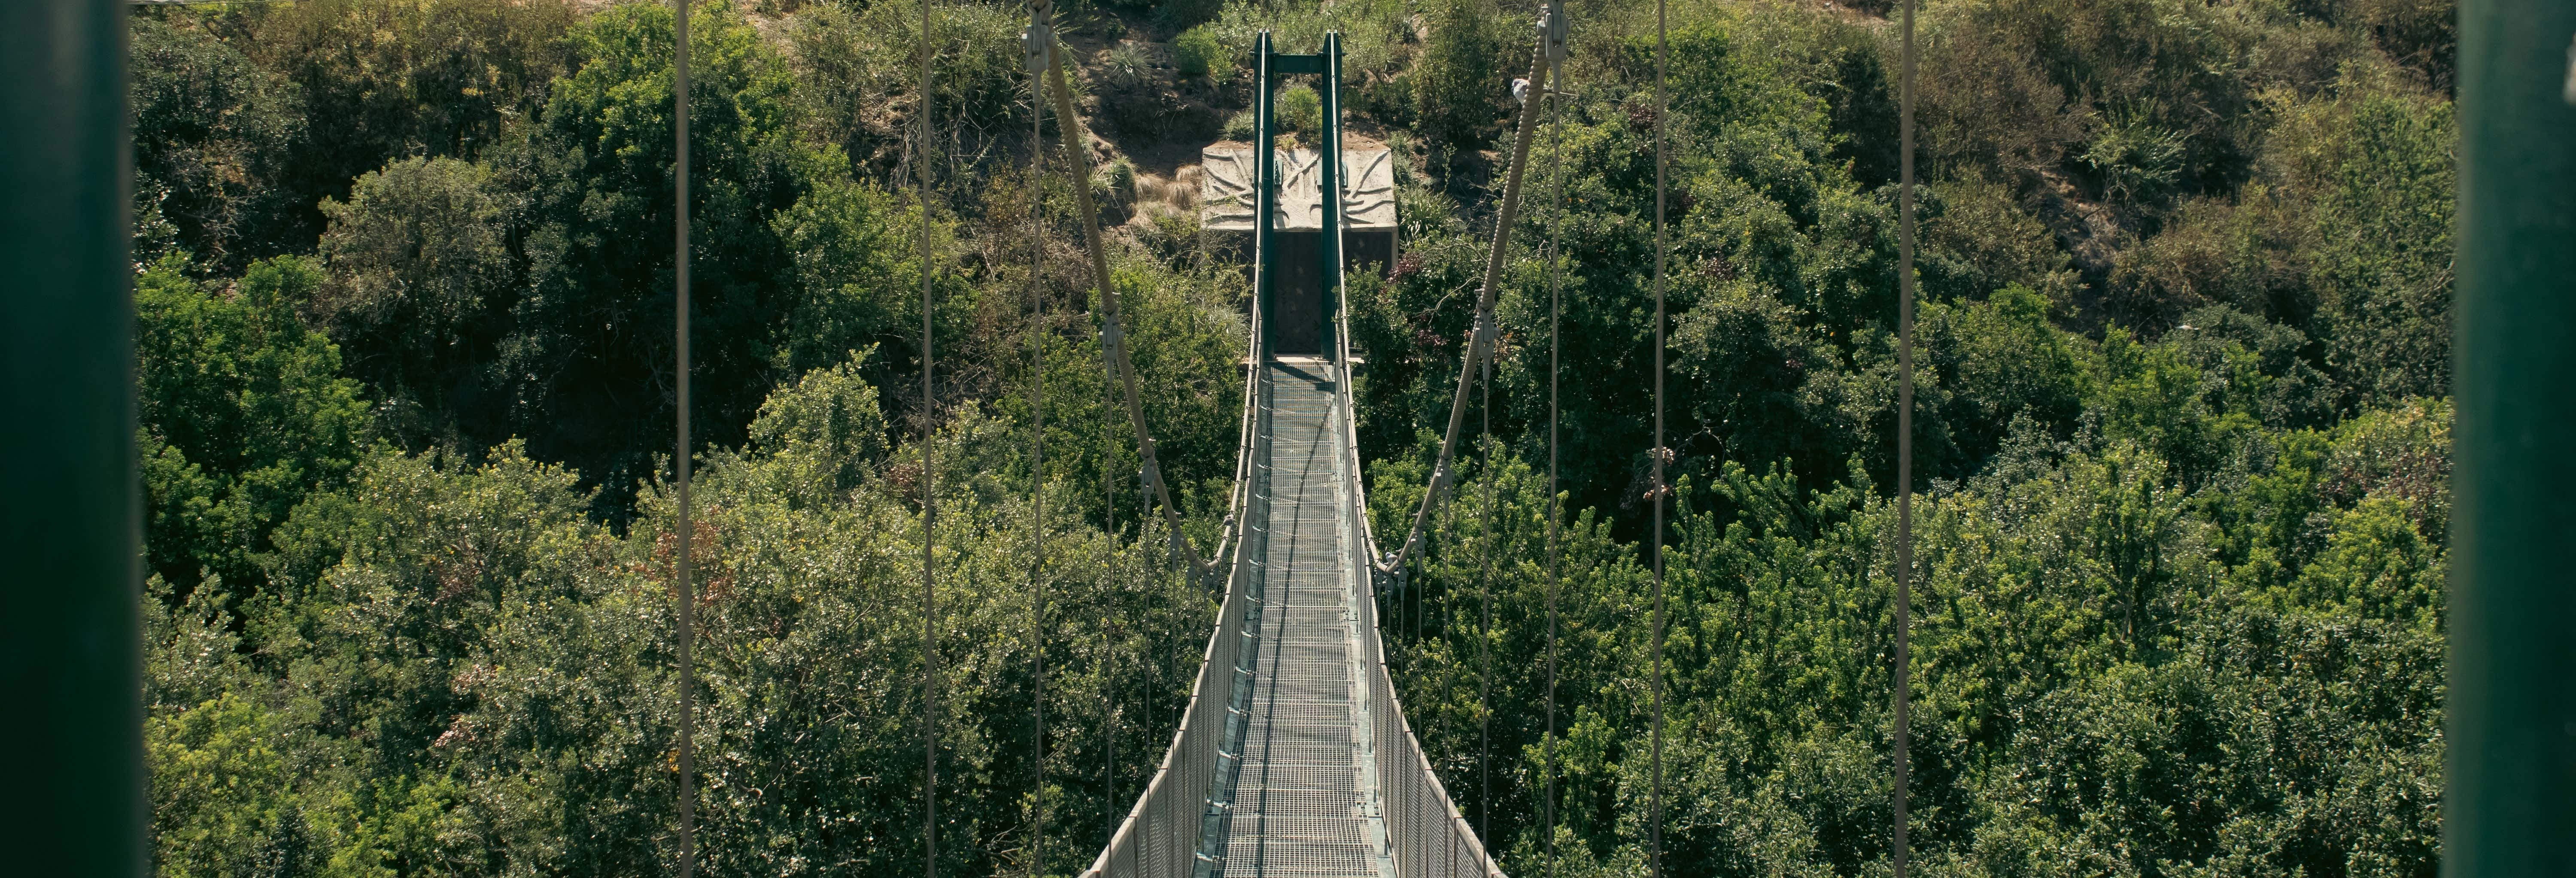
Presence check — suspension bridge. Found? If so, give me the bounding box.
[1065,23,1545,878]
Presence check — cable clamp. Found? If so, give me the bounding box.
[1023,22,1052,73]
[1543,4,1570,67]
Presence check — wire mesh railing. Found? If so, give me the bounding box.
[1075,137,1273,878]
[1352,554,1509,878]
[1080,281,1500,878]
[1072,509,1252,878]
[1337,309,1507,878]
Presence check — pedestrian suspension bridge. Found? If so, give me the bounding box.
[1019,15,1577,878]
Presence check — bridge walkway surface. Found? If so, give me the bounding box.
[1224,359,1396,878]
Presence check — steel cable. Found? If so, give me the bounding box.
[1649,0,1668,873]
[672,1,694,873]
[1029,16,1051,871]
[1378,17,1562,577]
[1894,0,1919,875]
[1072,33,1266,877]
[1480,362,1492,851]
[1072,27,1520,878]
[1543,9,1567,876]
[1034,16,1216,583]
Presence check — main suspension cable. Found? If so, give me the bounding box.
[1030,0,1215,582]
[1378,15,1561,576]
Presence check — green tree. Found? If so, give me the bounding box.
[315,156,514,447]
[148,693,319,876]
[136,255,371,599]
[769,167,924,379]
[1923,284,2087,470]
[128,13,306,272]
[2293,76,2456,408]
[745,347,891,501]
[492,0,826,501]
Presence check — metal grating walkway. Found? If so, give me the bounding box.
[1223,361,1395,878]
[1079,352,1501,878]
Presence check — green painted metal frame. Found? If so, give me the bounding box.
[1321,33,1345,359]
[1255,32,1274,351]
[1,0,145,874]
[1252,32,1345,355]
[2448,2,2576,873]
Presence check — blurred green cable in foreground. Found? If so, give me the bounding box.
[2448,0,2576,874]
[0,0,145,875]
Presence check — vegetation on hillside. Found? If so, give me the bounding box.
[131,0,2450,875]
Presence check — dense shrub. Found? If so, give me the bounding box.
[1174,24,1227,79]
[1410,0,1510,155]
[1276,84,1324,138]
[128,14,307,271]
[783,0,1032,176]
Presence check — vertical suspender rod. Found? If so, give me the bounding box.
[1649,0,1669,872]
[1893,0,1919,875]
[672,2,696,873]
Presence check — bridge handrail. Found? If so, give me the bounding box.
[1074,91,1270,878]
[1336,238,1507,878]
[1070,321,1260,878]
[1071,494,1251,878]
[1354,541,1510,878]
[1325,31,1506,878]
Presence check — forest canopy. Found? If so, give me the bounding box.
[132,0,2451,875]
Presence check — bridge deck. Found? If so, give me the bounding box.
[1224,361,1394,878]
